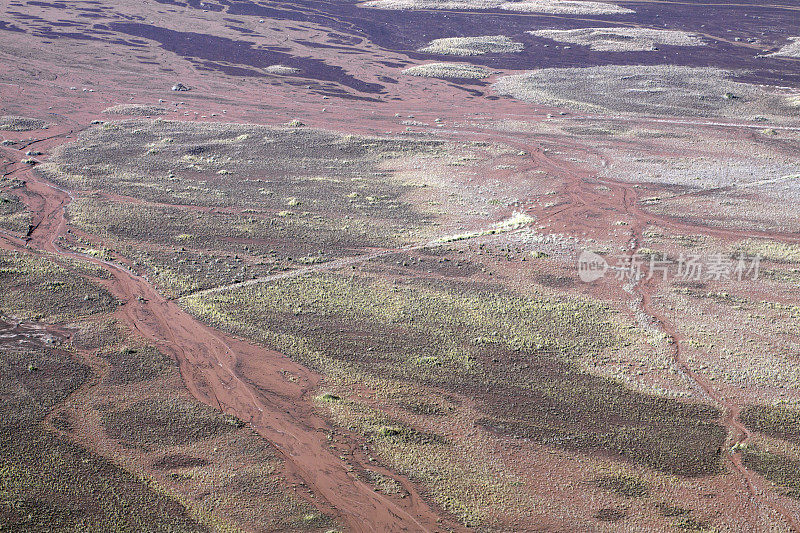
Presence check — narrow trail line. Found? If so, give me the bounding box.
[192,228,525,297]
[0,141,463,533]
[194,246,418,296]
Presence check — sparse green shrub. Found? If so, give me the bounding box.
[102,398,243,446]
[184,272,725,477]
[595,508,626,521]
[320,393,342,402]
[740,404,800,445]
[594,473,649,498]
[741,447,800,496]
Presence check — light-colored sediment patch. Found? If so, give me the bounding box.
[493,65,799,119]
[603,154,800,189]
[419,35,523,55]
[402,62,492,79]
[264,64,301,75]
[0,115,48,131]
[102,104,167,116]
[767,37,800,58]
[528,27,705,52]
[361,0,634,15]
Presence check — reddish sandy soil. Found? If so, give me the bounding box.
[4,0,800,530]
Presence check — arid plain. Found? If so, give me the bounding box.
[3,0,800,531]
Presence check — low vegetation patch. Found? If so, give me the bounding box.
[0,421,205,531]
[0,249,116,322]
[0,115,48,131]
[0,337,202,531]
[41,119,447,212]
[0,242,332,531]
[402,62,492,79]
[361,0,634,15]
[39,119,476,294]
[739,404,800,445]
[319,392,342,402]
[594,472,650,498]
[184,273,725,477]
[418,35,523,55]
[320,396,527,526]
[0,193,30,235]
[734,238,800,264]
[102,104,167,116]
[741,448,800,497]
[494,65,798,119]
[102,398,244,446]
[0,346,90,424]
[151,454,210,470]
[363,470,404,496]
[370,250,481,278]
[656,503,692,517]
[595,508,626,521]
[102,345,175,385]
[528,27,704,52]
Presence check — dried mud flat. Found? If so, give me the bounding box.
[3,0,800,531]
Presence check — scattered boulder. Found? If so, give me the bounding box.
[171,83,190,92]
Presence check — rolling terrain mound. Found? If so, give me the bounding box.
[3,0,800,530]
